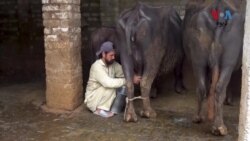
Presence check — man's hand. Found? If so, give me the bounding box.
[133,75,142,84]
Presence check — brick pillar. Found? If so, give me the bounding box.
[239,1,250,140]
[42,0,83,111]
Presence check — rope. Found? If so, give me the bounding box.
[123,96,149,120]
[126,96,148,103]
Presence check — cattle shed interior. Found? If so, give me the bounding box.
[0,0,246,141]
[0,0,187,85]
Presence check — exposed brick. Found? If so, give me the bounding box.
[43,19,61,27]
[45,40,74,49]
[61,20,81,27]
[51,12,72,19]
[42,0,50,4]
[45,34,58,42]
[50,0,80,4]
[42,5,60,11]
[60,5,80,12]
[44,27,51,34]
[42,12,52,19]
[50,0,72,3]
[52,27,69,33]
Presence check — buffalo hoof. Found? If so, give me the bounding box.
[150,88,157,98]
[175,85,186,94]
[211,125,228,136]
[140,108,157,118]
[224,101,234,106]
[224,98,234,106]
[124,109,138,122]
[192,115,204,123]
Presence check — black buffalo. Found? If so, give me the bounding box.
[89,26,116,61]
[183,0,245,135]
[116,3,185,122]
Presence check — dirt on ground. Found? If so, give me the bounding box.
[0,80,240,141]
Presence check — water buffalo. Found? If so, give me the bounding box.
[89,26,116,61]
[116,3,185,122]
[183,0,245,135]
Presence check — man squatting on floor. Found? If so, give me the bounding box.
[84,41,141,118]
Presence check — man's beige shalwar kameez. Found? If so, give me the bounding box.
[84,59,125,112]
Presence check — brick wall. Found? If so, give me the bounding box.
[81,0,101,46]
[118,0,186,15]
[81,0,102,86]
[99,0,187,27]
[82,0,187,41]
[0,0,45,83]
[0,0,44,44]
[100,0,119,27]
[0,0,18,43]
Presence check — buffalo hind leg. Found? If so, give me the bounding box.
[140,76,157,118]
[140,72,158,118]
[124,81,138,122]
[121,54,138,122]
[193,66,207,123]
[224,83,233,106]
[207,66,219,121]
[150,79,158,98]
[174,57,186,94]
[211,67,233,136]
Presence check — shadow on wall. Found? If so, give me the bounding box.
[0,0,45,84]
[81,0,102,90]
[159,58,242,99]
[163,59,242,98]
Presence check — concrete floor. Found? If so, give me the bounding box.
[0,81,239,141]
